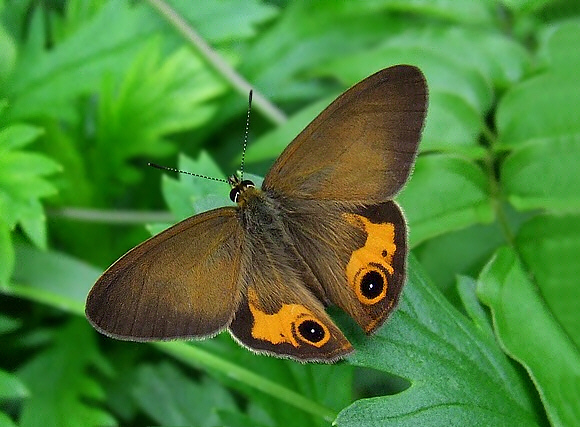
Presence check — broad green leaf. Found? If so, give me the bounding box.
[132,362,237,427]
[10,243,99,312]
[336,256,541,426]
[324,42,493,114]
[166,152,230,214]
[0,369,28,400]
[478,247,580,427]
[456,276,494,338]
[154,152,231,232]
[165,0,278,42]
[537,19,580,69]
[496,20,580,212]
[501,135,580,212]
[398,154,494,246]
[6,2,149,121]
[496,73,580,147]
[414,220,509,298]
[6,0,268,122]
[241,1,399,103]
[420,91,484,156]
[515,214,580,349]
[18,320,116,427]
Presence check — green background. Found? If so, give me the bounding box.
[1,1,579,426]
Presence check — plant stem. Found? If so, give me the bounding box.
[47,208,174,224]
[482,123,515,246]
[146,0,287,126]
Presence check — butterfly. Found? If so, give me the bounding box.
[85,65,427,362]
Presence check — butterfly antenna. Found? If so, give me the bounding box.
[240,90,253,179]
[148,163,228,183]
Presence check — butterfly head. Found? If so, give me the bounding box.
[228,174,256,205]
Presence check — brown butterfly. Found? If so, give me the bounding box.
[85,65,427,362]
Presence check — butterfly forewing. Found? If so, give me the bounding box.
[86,208,243,341]
[263,65,427,203]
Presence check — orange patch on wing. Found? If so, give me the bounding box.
[343,213,396,304]
[247,289,330,348]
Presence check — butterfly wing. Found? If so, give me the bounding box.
[86,208,243,341]
[276,199,407,333]
[261,65,426,334]
[262,65,427,203]
[228,224,353,362]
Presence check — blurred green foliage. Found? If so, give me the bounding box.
[1,0,579,426]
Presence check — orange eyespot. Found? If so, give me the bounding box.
[294,316,330,347]
[353,264,388,305]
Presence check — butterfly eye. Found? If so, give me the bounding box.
[241,180,255,188]
[229,188,240,203]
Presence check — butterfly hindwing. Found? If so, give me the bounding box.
[271,198,407,334]
[228,198,353,362]
[86,208,243,341]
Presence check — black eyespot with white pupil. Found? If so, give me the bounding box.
[361,271,384,300]
[298,320,325,343]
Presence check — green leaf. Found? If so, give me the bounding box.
[132,362,237,427]
[0,369,28,400]
[537,19,580,70]
[336,256,541,426]
[456,276,495,338]
[0,122,59,258]
[0,412,17,427]
[357,0,497,25]
[398,154,494,246]
[165,0,278,42]
[478,247,580,427]
[496,20,580,212]
[0,21,17,82]
[0,314,21,334]
[496,73,580,146]
[216,409,273,427]
[18,320,116,427]
[0,124,44,153]
[245,95,335,165]
[18,198,48,250]
[324,39,493,114]
[414,220,509,298]
[420,92,485,156]
[515,214,580,349]
[241,2,400,103]
[0,222,13,286]
[9,243,99,314]
[501,135,580,212]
